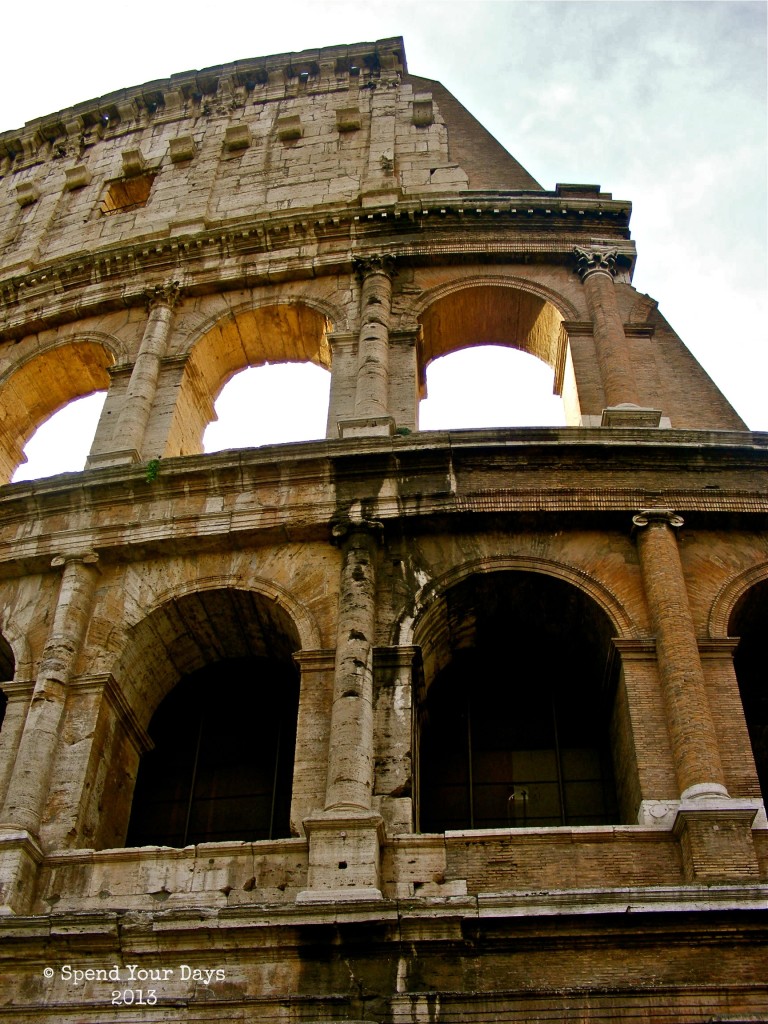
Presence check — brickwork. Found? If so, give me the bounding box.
[0,36,765,1023]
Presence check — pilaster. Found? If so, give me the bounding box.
[574,245,661,426]
[0,553,100,841]
[632,509,760,881]
[338,256,396,439]
[299,520,384,901]
[91,282,181,466]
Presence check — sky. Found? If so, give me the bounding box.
[3,0,766,479]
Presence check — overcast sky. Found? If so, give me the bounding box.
[3,1,766,477]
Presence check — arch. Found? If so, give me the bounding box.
[0,338,115,483]
[410,274,580,323]
[415,567,621,832]
[413,279,581,428]
[709,562,768,638]
[399,554,638,651]
[113,581,315,720]
[117,586,305,847]
[418,282,566,368]
[124,573,322,653]
[164,300,335,457]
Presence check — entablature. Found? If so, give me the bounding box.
[0,429,766,577]
[0,195,634,341]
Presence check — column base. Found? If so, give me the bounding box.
[337,416,395,439]
[0,827,43,915]
[85,449,142,469]
[601,405,663,428]
[673,799,761,882]
[296,810,385,903]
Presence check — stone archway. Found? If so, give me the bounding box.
[415,281,580,426]
[413,568,621,832]
[116,586,304,847]
[164,302,333,457]
[0,340,114,483]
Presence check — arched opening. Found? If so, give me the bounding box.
[0,341,113,484]
[122,588,301,848]
[419,345,566,430]
[729,579,768,800]
[417,284,579,429]
[0,633,13,732]
[11,392,106,482]
[167,303,332,457]
[204,362,331,452]
[416,571,619,832]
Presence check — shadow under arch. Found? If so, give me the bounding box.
[400,554,638,654]
[0,338,116,484]
[414,278,579,427]
[708,562,768,639]
[164,300,334,457]
[726,573,768,802]
[412,564,624,832]
[0,632,14,734]
[116,586,306,848]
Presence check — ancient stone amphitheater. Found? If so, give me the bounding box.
[0,36,766,1023]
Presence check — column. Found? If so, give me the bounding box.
[337,256,396,438]
[107,282,180,463]
[1,553,99,837]
[633,509,758,881]
[298,520,385,902]
[325,521,380,811]
[574,246,660,426]
[633,509,726,799]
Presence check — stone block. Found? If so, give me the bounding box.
[412,93,434,127]
[15,182,39,206]
[224,124,252,151]
[64,165,91,190]
[277,114,302,141]
[336,106,362,132]
[121,148,145,176]
[169,135,196,163]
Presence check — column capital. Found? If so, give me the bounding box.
[573,244,619,281]
[353,254,396,281]
[331,517,385,545]
[144,280,181,312]
[632,508,684,529]
[50,551,100,569]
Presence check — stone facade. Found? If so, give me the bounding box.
[0,37,766,1022]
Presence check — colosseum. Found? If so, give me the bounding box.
[0,35,766,1023]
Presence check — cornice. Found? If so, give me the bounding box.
[0,430,765,576]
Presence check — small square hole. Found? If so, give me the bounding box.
[101,172,156,215]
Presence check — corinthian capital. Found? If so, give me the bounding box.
[353,254,396,281]
[145,281,181,312]
[573,245,619,281]
[632,508,685,529]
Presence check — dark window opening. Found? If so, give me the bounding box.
[730,579,768,799]
[126,655,298,847]
[101,173,156,215]
[418,572,619,832]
